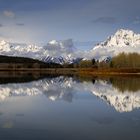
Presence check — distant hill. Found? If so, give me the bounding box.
[0,55,62,69]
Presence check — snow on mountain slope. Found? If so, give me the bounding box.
[0,29,140,63]
[0,39,76,64]
[89,29,140,59]
[94,29,140,49]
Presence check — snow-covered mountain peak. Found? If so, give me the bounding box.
[89,29,140,60]
[93,29,140,50]
[112,29,140,46]
[0,39,78,64]
[26,44,41,52]
[0,29,139,64]
[115,29,134,36]
[0,40,12,52]
[0,40,8,45]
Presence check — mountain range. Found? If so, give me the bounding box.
[0,29,140,64]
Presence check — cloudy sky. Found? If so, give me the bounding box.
[0,0,140,45]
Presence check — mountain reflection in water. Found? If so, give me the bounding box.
[0,75,140,113]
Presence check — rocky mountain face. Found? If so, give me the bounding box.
[90,29,140,60]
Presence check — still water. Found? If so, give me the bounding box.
[0,75,140,140]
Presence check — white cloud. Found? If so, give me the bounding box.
[3,10,15,18]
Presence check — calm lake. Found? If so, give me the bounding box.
[0,75,140,140]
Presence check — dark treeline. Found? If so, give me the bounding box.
[0,55,62,69]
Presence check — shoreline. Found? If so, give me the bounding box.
[0,68,140,76]
[0,68,140,84]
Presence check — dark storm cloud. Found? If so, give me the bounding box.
[92,17,117,24]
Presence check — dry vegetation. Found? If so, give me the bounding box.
[78,52,140,75]
[0,53,140,75]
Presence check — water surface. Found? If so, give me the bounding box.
[0,75,140,140]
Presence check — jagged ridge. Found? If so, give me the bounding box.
[90,29,140,60]
[0,29,140,64]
